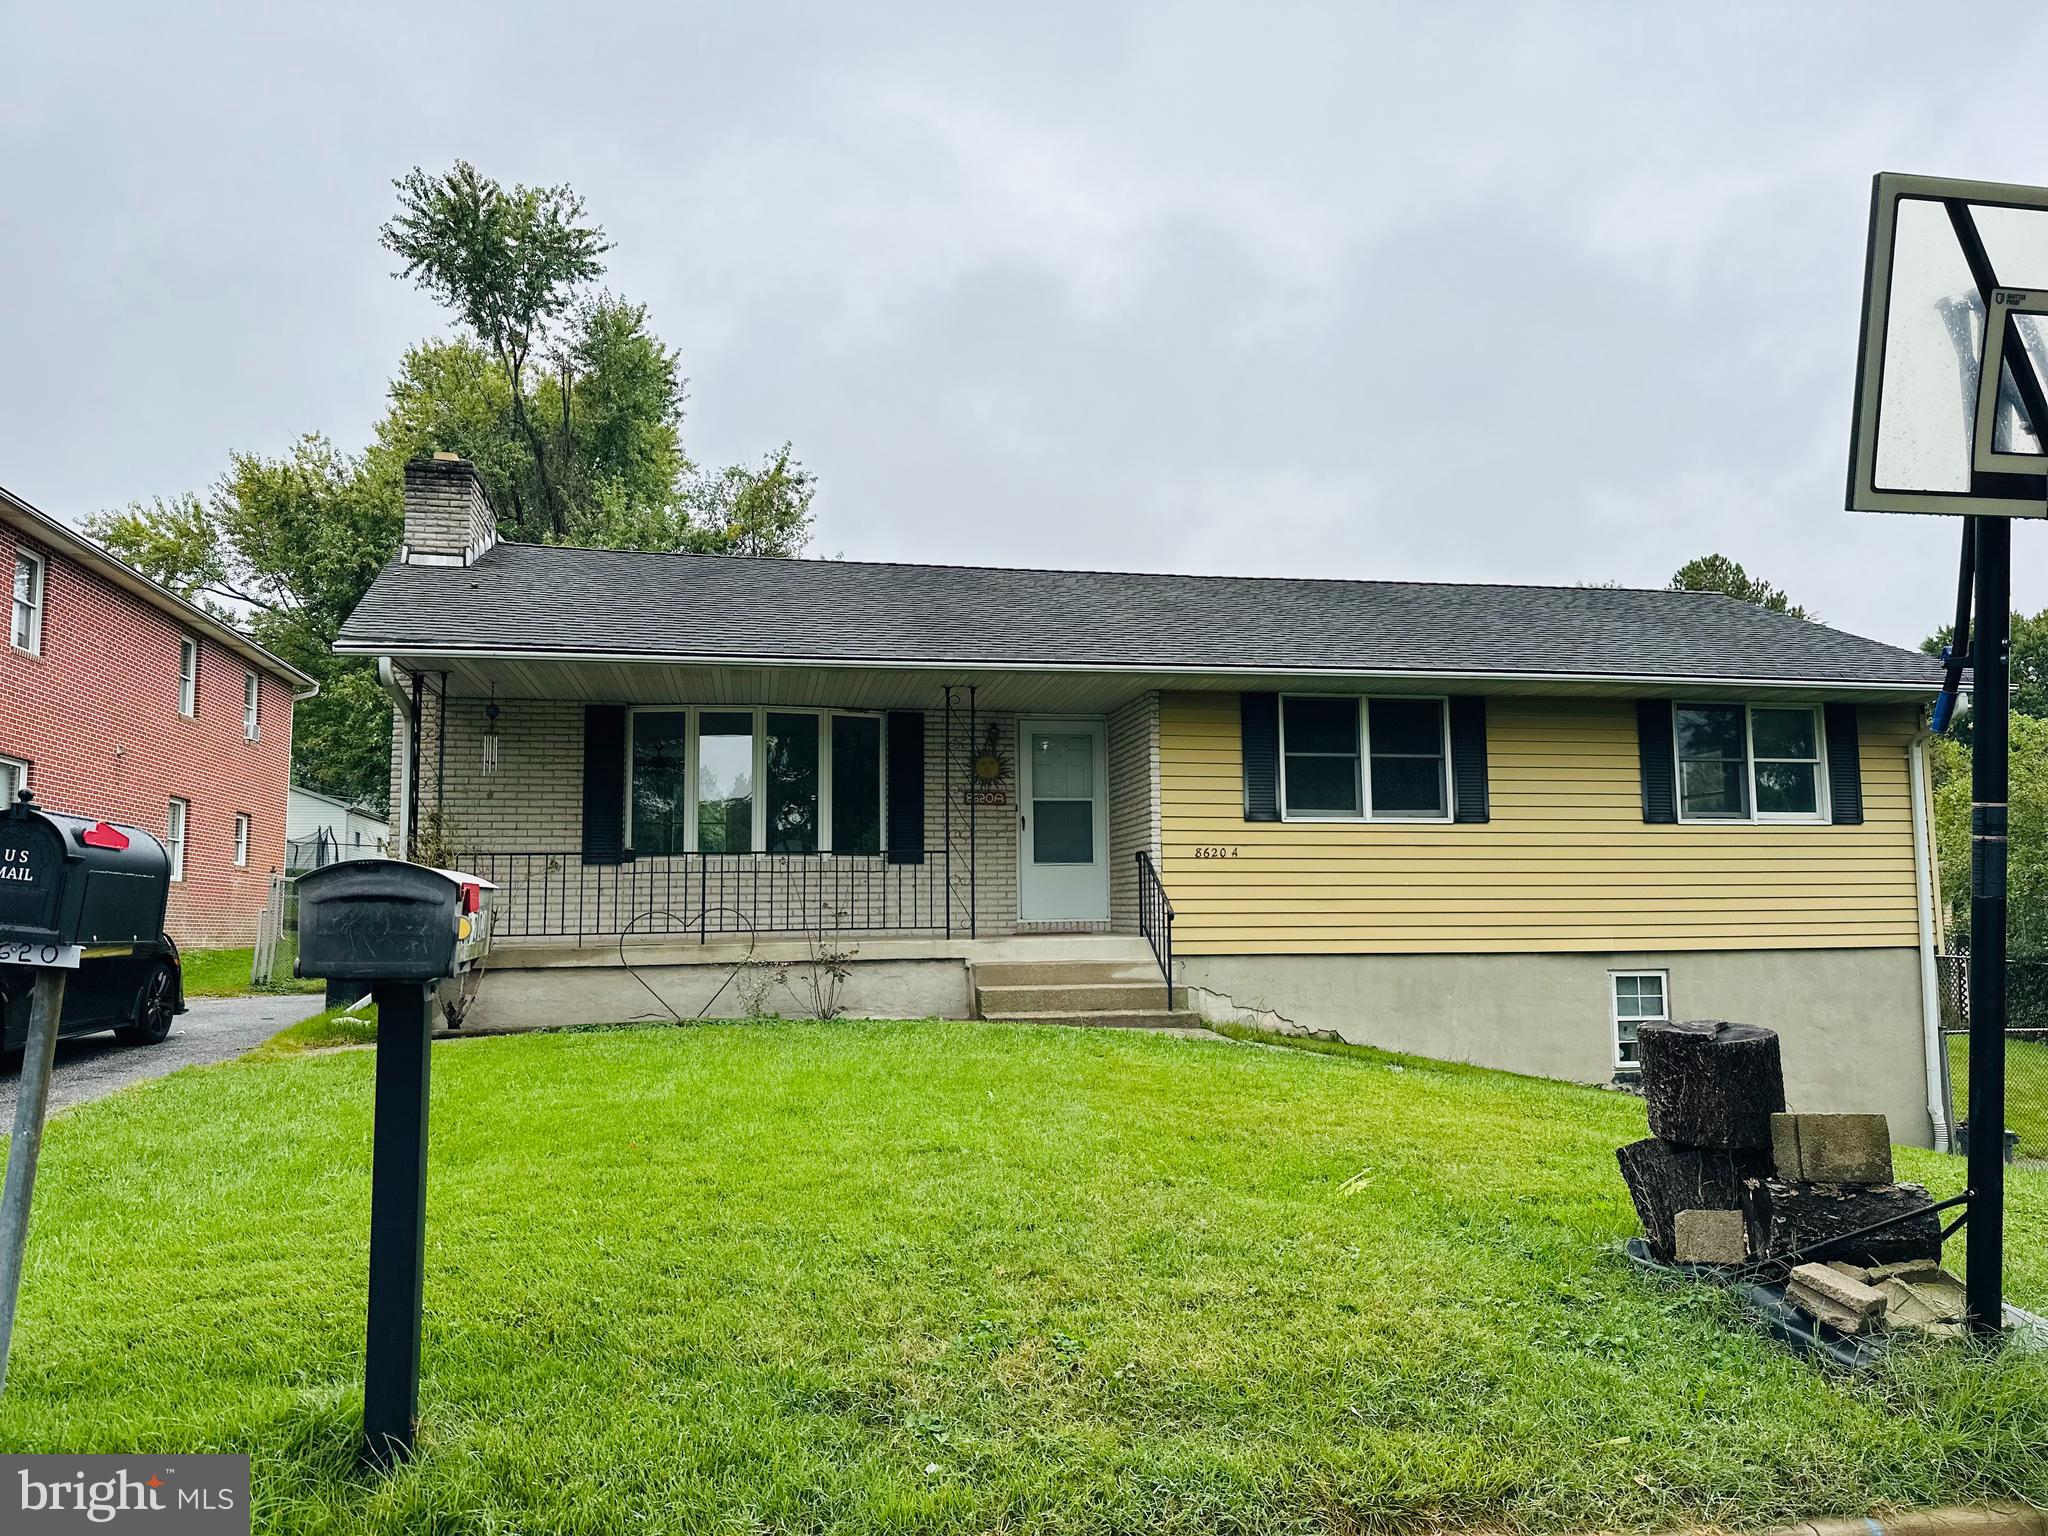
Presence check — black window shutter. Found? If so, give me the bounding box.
[1448,696,1490,823]
[1636,700,1677,824]
[1241,692,1280,821]
[885,711,926,864]
[581,704,628,865]
[1824,702,1864,825]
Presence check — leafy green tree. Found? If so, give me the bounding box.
[88,436,400,807]
[1669,554,1813,619]
[1931,719,2048,955]
[380,162,609,537]
[97,160,814,807]
[1921,609,2048,734]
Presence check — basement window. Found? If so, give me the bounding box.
[1610,970,1669,1070]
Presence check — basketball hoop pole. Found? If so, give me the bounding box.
[1966,512,2010,1337]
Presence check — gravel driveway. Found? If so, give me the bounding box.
[0,991,327,1120]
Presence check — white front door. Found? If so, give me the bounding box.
[1018,718,1109,923]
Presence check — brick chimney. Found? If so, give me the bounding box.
[401,452,498,566]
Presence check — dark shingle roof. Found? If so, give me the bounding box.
[335,543,1941,689]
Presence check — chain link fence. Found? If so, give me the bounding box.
[1935,950,2048,1162]
[250,872,301,990]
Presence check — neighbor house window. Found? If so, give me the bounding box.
[626,707,886,856]
[232,813,250,868]
[11,550,44,653]
[1281,695,1449,820]
[166,798,188,882]
[243,671,260,741]
[1674,704,1825,822]
[1611,971,1669,1069]
[0,755,26,805]
[179,636,198,717]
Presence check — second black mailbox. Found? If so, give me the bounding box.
[296,860,495,984]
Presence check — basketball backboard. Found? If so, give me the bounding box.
[1847,173,2048,517]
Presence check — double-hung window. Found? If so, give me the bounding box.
[625,708,887,855]
[243,672,261,741]
[1674,704,1825,822]
[1610,970,1669,1069]
[166,798,188,883]
[232,813,251,868]
[1280,695,1449,820]
[12,550,44,653]
[0,755,26,805]
[179,636,199,717]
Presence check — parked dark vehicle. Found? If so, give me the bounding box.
[1,935,186,1052]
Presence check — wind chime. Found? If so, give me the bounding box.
[482,688,501,776]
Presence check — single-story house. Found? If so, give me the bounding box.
[286,783,391,868]
[339,455,1950,1144]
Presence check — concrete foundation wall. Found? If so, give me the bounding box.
[463,955,973,1031]
[1181,946,1935,1146]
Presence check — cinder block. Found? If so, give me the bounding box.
[1788,1261,1887,1320]
[1673,1208,1747,1265]
[1770,1113,1893,1184]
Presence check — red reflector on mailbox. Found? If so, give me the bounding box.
[81,822,130,851]
[461,883,480,915]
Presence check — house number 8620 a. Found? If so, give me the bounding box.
[1193,846,1239,859]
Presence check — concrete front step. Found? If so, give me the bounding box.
[977,981,1186,1014]
[991,1009,1206,1030]
[971,958,1165,989]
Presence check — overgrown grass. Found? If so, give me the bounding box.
[2,1019,2044,1534]
[243,1003,379,1061]
[179,946,324,998]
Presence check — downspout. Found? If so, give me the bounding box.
[1908,730,1951,1152]
[378,658,415,860]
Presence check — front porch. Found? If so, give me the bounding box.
[386,658,1169,975]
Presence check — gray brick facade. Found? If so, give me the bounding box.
[384,673,1153,941]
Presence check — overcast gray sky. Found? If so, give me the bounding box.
[6,2,2046,649]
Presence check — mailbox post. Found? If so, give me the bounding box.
[294,859,494,1467]
[0,791,172,1392]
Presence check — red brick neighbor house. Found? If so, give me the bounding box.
[2,482,316,947]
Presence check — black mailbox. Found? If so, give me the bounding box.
[0,790,171,964]
[296,859,495,984]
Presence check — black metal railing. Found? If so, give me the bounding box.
[462,849,955,942]
[1136,850,1175,1010]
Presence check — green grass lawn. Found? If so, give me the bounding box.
[2,1020,2045,1535]
[1946,1031,2048,1160]
[179,945,324,997]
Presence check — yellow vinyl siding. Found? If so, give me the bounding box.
[1159,692,1922,955]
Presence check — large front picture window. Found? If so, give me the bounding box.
[1281,695,1448,820]
[627,707,887,856]
[697,712,756,854]
[1674,704,1824,822]
[630,711,689,854]
[831,716,883,856]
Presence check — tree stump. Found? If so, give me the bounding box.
[1616,1137,1771,1260]
[1742,1177,1942,1267]
[1638,1020,1784,1149]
